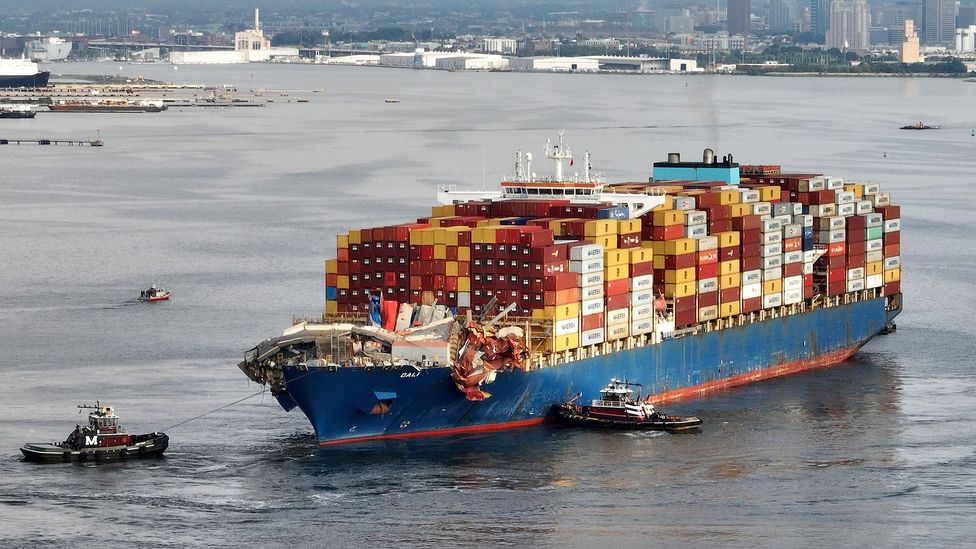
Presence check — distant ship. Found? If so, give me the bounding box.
[0,55,51,88]
[25,37,72,62]
[0,104,37,118]
[48,99,167,113]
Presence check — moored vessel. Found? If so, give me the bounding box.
[21,403,168,463]
[48,99,166,113]
[0,55,50,88]
[554,379,702,432]
[0,104,37,118]
[238,135,903,446]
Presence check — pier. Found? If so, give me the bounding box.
[0,138,103,146]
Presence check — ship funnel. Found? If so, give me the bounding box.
[668,152,680,163]
[703,148,714,164]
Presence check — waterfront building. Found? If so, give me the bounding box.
[827,0,869,52]
[899,19,923,61]
[956,25,976,52]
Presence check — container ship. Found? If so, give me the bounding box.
[239,134,902,446]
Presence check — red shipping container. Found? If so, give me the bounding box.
[827,242,846,256]
[630,261,654,277]
[698,290,719,307]
[826,280,846,296]
[695,192,721,208]
[883,232,900,246]
[445,277,458,292]
[884,244,900,257]
[732,215,762,231]
[664,253,697,269]
[804,274,814,287]
[709,220,732,233]
[520,229,555,248]
[652,225,686,240]
[741,228,761,243]
[720,287,741,302]
[741,241,761,257]
[605,279,630,296]
[530,244,568,263]
[742,256,763,271]
[803,285,813,299]
[719,246,741,261]
[618,233,641,249]
[742,297,762,313]
[846,254,865,269]
[673,295,697,312]
[817,254,846,269]
[876,205,900,219]
[846,216,866,230]
[697,262,719,280]
[828,268,846,283]
[371,227,385,241]
[674,308,698,327]
[883,281,901,295]
[782,238,802,252]
[606,293,629,310]
[544,287,580,306]
[544,272,578,291]
[581,313,605,332]
[783,262,803,277]
[698,249,719,264]
[706,205,730,220]
[846,240,865,256]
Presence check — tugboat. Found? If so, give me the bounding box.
[139,285,170,302]
[554,379,702,432]
[899,121,939,130]
[21,403,168,463]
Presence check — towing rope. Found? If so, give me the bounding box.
[160,387,268,431]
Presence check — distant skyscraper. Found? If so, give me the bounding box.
[923,0,956,45]
[769,0,791,31]
[728,0,751,36]
[899,19,922,62]
[810,0,832,37]
[960,6,976,28]
[827,0,869,51]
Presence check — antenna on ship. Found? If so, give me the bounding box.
[546,131,572,182]
[583,151,591,183]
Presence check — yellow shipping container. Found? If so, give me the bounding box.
[325,259,338,275]
[720,301,741,318]
[664,267,696,284]
[844,184,864,199]
[618,219,641,234]
[433,244,447,260]
[471,227,497,244]
[543,333,580,353]
[715,231,741,248]
[719,273,741,288]
[337,275,350,289]
[458,277,471,292]
[434,229,450,245]
[652,209,686,227]
[444,226,470,246]
[544,303,581,320]
[337,234,349,249]
[325,301,338,314]
[475,219,496,227]
[584,220,617,237]
[665,282,697,298]
[604,249,630,267]
[664,237,697,255]
[605,264,631,282]
[884,268,901,283]
[718,189,740,205]
[348,230,362,245]
[593,234,618,250]
[653,255,666,270]
[446,261,458,277]
[719,259,741,276]
[729,204,751,217]
[763,279,783,294]
[757,185,782,202]
[629,248,652,264]
[548,219,566,235]
[866,261,883,276]
[457,246,471,262]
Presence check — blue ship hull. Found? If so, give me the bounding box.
[281,296,901,445]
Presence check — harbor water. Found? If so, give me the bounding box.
[0,63,974,547]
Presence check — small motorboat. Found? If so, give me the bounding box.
[554,379,702,432]
[139,285,170,302]
[384,98,400,103]
[899,121,939,130]
[21,402,168,463]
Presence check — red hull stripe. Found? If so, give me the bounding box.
[318,417,545,447]
[648,344,861,405]
[319,344,862,446]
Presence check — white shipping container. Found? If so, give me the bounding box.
[863,183,881,195]
[803,250,818,263]
[866,250,884,263]
[569,243,604,261]
[578,272,604,288]
[742,282,763,299]
[763,266,783,280]
[686,210,708,225]
[685,224,708,238]
[630,289,654,307]
[783,250,803,264]
[856,200,873,214]
[581,285,604,300]
[817,229,846,244]
[803,261,814,275]
[866,273,884,288]
[761,218,782,233]
[802,177,827,192]
[847,278,865,292]
[793,214,813,228]
[742,270,763,284]
[825,177,845,190]
[809,204,838,217]
[761,231,782,245]
[698,306,718,321]
[630,274,654,292]
[697,235,718,251]
[753,202,772,216]
[884,256,900,269]
[871,192,890,207]
[847,267,865,280]
[791,203,803,215]
[580,328,605,346]
[774,214,793,226]
[606,324,630,340]
[783,224,802,238]
[762,293,783,308]
[784,275,804,291]
[631,318,654,335]
[762,255,783,269]
[570,258,604,274]
[457,292,471,308]
[672,196,696,210]
[581,298,605,316]
[836,191,856,205]
[818,216,846,230]
[866,239,883,252]
[884,219,901,233]
[837,203,856,217]
[739,189,760,203]
[761,243,783,257]
[784,288,803,305]
[606,308,629,325]
[555,317,580,337]
[865,213,883,227]
[698,277,719,293]
[631,303,654,320]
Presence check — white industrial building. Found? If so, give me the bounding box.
[378,50,505,69]
[483,38,517,54]
[509,56,600,71]
[586,56,700,73]
[434,54,508,70]
[170,8,298,64]
[956,26,976,52]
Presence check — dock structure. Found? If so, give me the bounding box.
[0,138,103,146]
